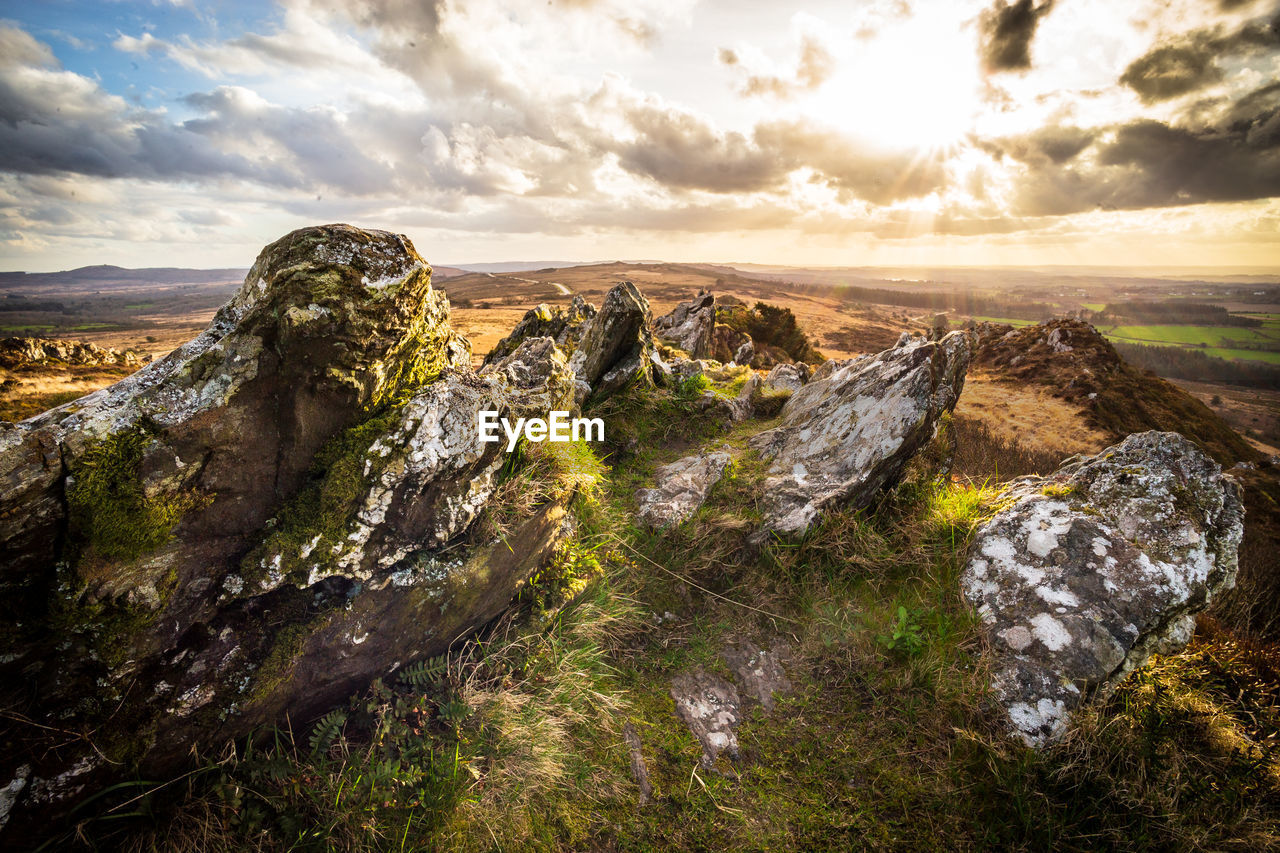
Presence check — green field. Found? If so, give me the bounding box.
[1197,346,1280,365]
[0,324,56,334]
[1097,324,1280,347]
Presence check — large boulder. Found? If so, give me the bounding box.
[636,450,731,528]
[653,293,715,358]
[962,431,1244,747]
[748,332,969,533]
[569,281,656,404]
[483,295,596,365]
[0,226,577,838]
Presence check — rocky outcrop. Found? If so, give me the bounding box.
[653,293,715,358]
[962,431,1244,747]
[483,295,596,365]
[763,362,809,392]
[636,450,731,528]
[0,337,147,369]
[0,225,577,837]
[569,281,656,404]
[748,332,969,533]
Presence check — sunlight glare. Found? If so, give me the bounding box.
[804,12,982,152]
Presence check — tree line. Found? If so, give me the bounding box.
[1113,341,1280,387]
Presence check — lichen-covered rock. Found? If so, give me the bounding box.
[636,450,731,528]
[0,337,146,369]
[569,281,656,403]
[668,638,791,769]
[962,431,1244,747]
[810,356,864,383]
[670,669,743,768]
[764,362,809,392]
[247,336,574,588]
[0,226,578,840]
[748,332,969,533]
[483,295,595,365]
[653,293,716,358]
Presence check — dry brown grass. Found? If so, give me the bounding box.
[954,373,1110,460]
[0,363,139,421]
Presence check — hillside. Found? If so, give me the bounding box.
[1,235,1277,851]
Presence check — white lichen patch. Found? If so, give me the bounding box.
[961,431,1244,748]
[1029,613,1071,651]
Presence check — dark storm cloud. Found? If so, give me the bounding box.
[978,0,1056,73]
[997,84,1280,215]
[979,125,1097,166]
[1120,13,1280,103]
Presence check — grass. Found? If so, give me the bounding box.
[1097,324,1279,348]
[1096,324,1280,365]
[54,376,1280,852]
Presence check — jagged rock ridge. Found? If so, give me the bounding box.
[0,337,148,371]
[750,331,970,533]
[0,225,578,836]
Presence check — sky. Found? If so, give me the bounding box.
[0,0,1278,272]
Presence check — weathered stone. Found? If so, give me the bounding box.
[636,450,731,528]
[483,295,596,365]
[670,669,742,768]
[668,357,708,385]
[810,356,864,383]
[0,226,578,839]
[0,337,147,370]
[732,338,754,365]
[962,431,1244,747]
[721,637,792,713]
[653,293,715,358]
[748,331,969,533]
[669,638,791,769]
[764,362,809,392]
[569,281,656,403]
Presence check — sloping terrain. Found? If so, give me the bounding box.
[2,253,1278,852]
[963,319,1280,647]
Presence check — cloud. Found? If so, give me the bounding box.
[978,0,1055,74]
[724,34,835,98]
[1000,85,1280,215]
[608,100,789,193]
[753,122,949,204]
[0,26,293,186]
[1119,13,1280,103]
[113,32,163,55]
[980,125,1097,166]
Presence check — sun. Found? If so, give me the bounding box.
[802,12,984,152]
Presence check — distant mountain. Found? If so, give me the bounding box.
[0,265,248,290]
[445,261,596,274]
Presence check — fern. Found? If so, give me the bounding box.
[308,707,347,759]
[398,655,448,689]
